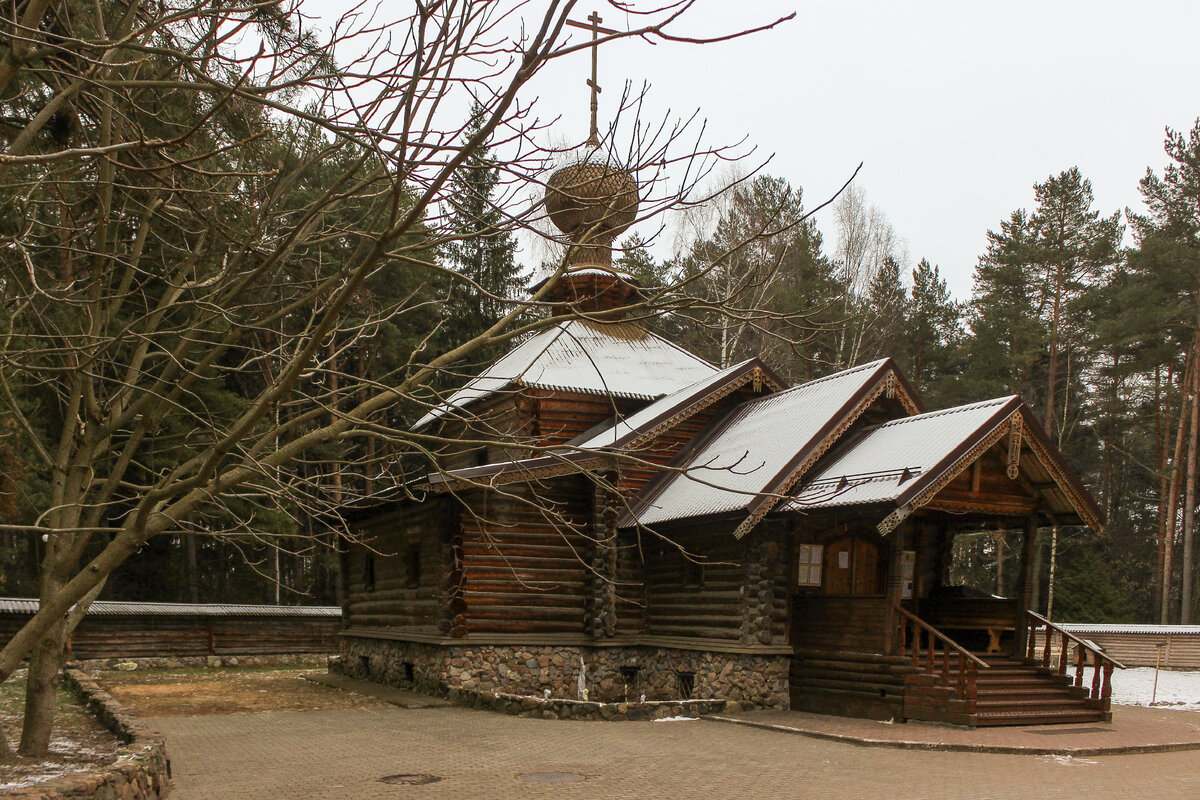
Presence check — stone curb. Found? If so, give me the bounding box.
[705,715,1200,757]
[5,670,172,800]
[445,686,726,721]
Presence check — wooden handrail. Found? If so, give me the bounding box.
[1025,611,1127,670]
[895,605,990,669]
[1026,610,1123,714]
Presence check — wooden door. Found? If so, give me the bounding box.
[853,537,881,594]
[822,534,882,595]
[824,538,854,594]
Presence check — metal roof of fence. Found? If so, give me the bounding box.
[0,597,341,617]
[1047,623,1200,636]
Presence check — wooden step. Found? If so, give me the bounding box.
[975,708,1106,727]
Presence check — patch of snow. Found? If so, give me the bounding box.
[1071,666,1200,711]
[651,715,698,723]
[1043,755,1098,766]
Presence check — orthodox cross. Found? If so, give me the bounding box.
[565,11,617,146]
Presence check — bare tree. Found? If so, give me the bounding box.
[0,0,797,758]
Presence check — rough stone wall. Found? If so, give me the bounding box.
[16,670,173,800]
[338,636,789,711]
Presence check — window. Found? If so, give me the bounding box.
[681,557,704,588]
[406,544,422,589]
[796,544,824,587]
[364,554,376,592]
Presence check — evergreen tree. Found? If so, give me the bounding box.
[904,259,964,407]
[441,103,524,355]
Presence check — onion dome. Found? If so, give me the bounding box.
[538,151,641,315]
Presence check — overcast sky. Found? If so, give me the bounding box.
[308,1,1200,299]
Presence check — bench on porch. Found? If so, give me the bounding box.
[912,595,1020,654]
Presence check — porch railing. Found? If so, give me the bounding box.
[894,604,989,708]
[1025,610,1125,712]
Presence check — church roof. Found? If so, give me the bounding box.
[784,397,1017,511]
[422,358,781,491]
[782,395,1104,533]
[625,359,917,529]
[413,319,717,430]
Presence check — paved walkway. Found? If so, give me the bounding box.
[715,705,1200,756]
[147,704,1200,800]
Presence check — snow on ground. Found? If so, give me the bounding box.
[1070,666,1200,711]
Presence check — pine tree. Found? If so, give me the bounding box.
[441,103,524,353]
[904,259,964,407]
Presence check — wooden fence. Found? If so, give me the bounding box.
[0,598,341,659]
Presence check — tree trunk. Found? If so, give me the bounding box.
[1046,524,1059,622]
[1181,332,1200,624]
[1163,355,1191,623]
[1154,365,1170,614]
[17,618,66,757]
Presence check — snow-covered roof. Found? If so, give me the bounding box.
[423,358,780,490]
[1043,623,1200,636]
[629,359,898,527]
[413,319,717,429]
[785,397,1016,511]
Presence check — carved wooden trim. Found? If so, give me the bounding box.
[875,413,1015,535]
[1006,415,1023,480]
[1018,412,1104,533]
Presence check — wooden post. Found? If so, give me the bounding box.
[1058,630,1069,676]
[885,526,906,654]
[1091,652,1102,700]
[1016,516,1037,657]
[957,653,966,700]
[1101,662,1114,712]
[1074,646,1085,688]
[966,663,978,713]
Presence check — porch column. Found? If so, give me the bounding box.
[1015,514,1038,658]
[884,525,907,654]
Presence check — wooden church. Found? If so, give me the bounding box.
[337,126,1121,728]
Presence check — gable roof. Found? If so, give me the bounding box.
[413,319,717,429]
[422,358,783,492]
[623,358,922,531]
[783,396,1104,534]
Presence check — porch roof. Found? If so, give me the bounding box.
[781,396,1104,533]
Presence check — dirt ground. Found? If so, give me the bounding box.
[0,673,123,792]
[95,666,388,717]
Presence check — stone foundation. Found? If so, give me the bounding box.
[337,637,789,711]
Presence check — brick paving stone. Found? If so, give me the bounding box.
[146,705,1200,800]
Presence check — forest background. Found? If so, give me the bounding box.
[1,2,1198,630]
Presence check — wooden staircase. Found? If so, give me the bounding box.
[970,654,1107,726]
[895,607,1120,728]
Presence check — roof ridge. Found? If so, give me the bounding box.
[874,395,1016,427]
[752,358,889,402]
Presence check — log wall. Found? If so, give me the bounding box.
[344,497,453,634]
[645,530,755,642]
[791,595,890,653]
[457,479,593,635]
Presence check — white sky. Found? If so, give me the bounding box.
[304,1,1200,298]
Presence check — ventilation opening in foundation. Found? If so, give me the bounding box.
[620,666,640,701]
[676,670,695,700]
[359,655,371,678]
[402,661,415,685]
